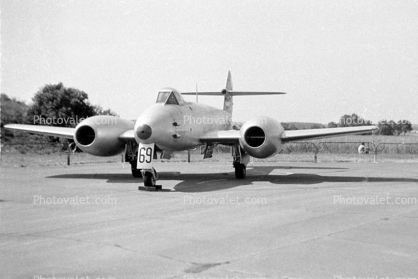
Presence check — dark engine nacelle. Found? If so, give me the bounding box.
[74,116,134,156]
[239,116,284,158]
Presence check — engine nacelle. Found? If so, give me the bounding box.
[74,116,134,156]
[239,116,284,158]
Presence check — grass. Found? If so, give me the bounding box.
[284,134,418,154]
[1,147,122,168]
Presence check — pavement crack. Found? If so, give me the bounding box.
[158,255,231,278]
[184,261,230,274]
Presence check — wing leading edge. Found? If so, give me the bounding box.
[199,130,241,144]
[4,124,75,139]
[198,126,378,145]
[280,126,378,142]
[4,124,136,142]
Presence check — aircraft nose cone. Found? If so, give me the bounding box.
[136,124,152,140]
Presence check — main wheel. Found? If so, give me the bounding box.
[130,161,142,177]
[143,172,156,186]
[235,164,246,179]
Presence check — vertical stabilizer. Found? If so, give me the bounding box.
[223,71,233,114]
[226,71,233,91]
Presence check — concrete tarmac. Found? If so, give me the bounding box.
[1,161,418,279]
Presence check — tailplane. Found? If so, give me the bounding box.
[181,71,286,115]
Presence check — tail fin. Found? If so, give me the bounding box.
[226,71,233,91]
[223,71,233,114]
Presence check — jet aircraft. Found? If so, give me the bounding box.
[5,72,377,189]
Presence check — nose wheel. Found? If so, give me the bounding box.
[143,171,155,186]
[139,168,161,191]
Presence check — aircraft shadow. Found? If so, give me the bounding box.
[171,166,418,192]
[47,165,418,193]
[47,172,180,184]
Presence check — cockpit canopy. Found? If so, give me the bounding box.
[156,88,184,105]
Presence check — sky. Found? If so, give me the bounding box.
[2,0,418,124]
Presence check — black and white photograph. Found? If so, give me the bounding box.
[1,1,418,278]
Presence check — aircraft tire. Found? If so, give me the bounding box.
[235,164,246,179]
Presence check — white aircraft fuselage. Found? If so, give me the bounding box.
[135,101,231,151]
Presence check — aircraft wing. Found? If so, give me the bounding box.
[4,124,137,142]
[118,130,136,142]
[4,124,75,139]
[198,126,377,145]
[281,126,378,142]
[199,130,241,144]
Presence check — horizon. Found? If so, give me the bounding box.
[3,90,416,127]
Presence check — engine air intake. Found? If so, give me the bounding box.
[75,125,95,146]
[244,126,265,147]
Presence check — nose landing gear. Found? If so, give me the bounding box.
[139,168,161,191]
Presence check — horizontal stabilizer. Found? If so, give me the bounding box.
[182,91,286,96]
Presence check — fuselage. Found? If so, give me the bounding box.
[135,100,231,151]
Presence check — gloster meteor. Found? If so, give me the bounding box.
[5,72,377,188]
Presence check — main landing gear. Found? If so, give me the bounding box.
[234,162,246,179]
[126,143,142,178]
[232,145,250,179]
[130,160,142,178]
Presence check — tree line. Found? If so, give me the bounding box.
[1,83,117,144]
[327,113,413,135]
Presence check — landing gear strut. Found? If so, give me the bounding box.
[232,145,250,179]
[125,142,142,177]
[130,160,142,178]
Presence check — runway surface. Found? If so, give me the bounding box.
[1,161,418,279]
